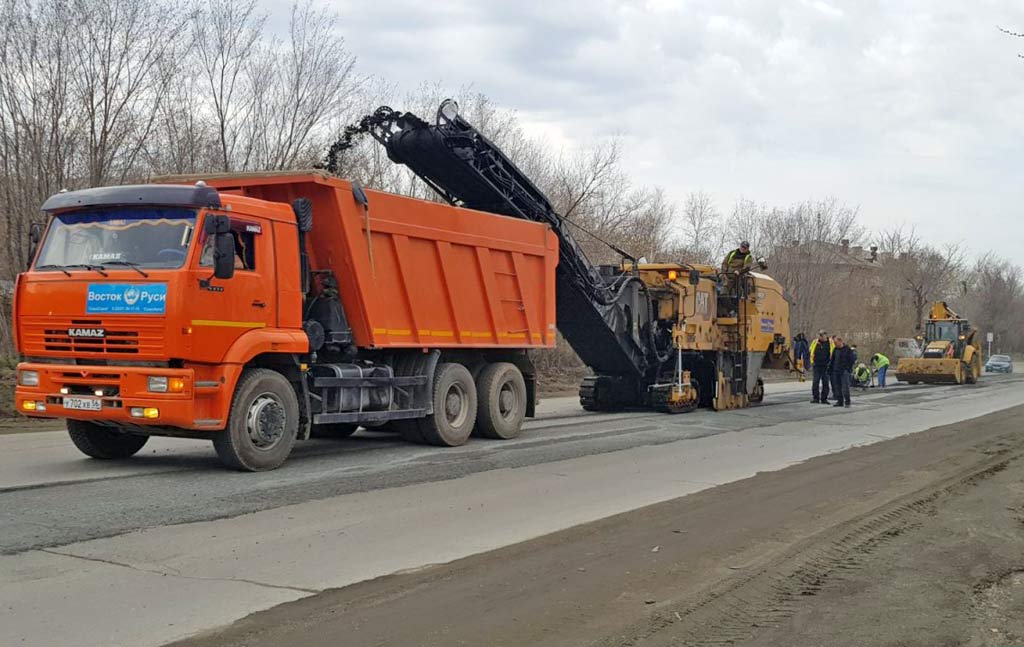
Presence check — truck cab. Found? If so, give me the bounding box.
[14,183,307,467]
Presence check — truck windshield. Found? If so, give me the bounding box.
[34,207,196,270]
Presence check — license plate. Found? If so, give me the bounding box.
[63,397,102,411]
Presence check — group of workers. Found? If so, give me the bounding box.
[720,242,895,408]
[792,331,891,408]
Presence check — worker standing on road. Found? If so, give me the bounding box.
[809,330,834,404]
[830,336,855,408]
[871,353,890,388]
[793,333,811,374]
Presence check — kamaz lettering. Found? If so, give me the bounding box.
[67,328,105,338]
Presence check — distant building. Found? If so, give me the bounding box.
[767,239,910,349]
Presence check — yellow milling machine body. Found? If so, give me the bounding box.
[634,263,794,412]
[894,301,982,385]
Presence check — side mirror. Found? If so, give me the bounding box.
[689,269,700,285]
[202,214,235,280]
[213,233,235,280]
[757,256,768,270]
[204,214,230,235]
[27,222,44,267]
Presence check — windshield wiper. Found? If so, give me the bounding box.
[100,261,149,278]
[34,264,72,276]
[61,264,109,277]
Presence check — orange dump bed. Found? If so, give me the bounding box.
[199,172,558,349]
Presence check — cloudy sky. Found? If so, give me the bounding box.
[320,1,1024,257]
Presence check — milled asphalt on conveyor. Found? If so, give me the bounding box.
[1,377,1020,555]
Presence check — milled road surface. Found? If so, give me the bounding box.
[1,375,1022,646]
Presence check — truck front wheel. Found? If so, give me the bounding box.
[214,369,299,471]
[474,362,527,439]
[68,420,149,459]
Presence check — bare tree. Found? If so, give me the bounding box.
[142,66,218,175]
[880,226,966,331]
[676,190,723,264]
[961,254,1024,353]
[243,1,360,170]
[0,0,83,276]
[70,0,190,185]
[192,0,266,172]
[722,197,864,337]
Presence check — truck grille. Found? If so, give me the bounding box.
[43,328,140,354]
[21,317,165,359]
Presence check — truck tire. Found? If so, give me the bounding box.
[474,362,526,439]
[214,368,299,471]
[310,423,359,439]
[415,362,477,447]
[67,420,148,459]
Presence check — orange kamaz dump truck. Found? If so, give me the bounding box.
[14,172,557,470]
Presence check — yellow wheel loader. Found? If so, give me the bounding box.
[894,302,982,385]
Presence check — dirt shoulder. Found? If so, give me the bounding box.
[734,433,1024,647]
[175,405,1024,647]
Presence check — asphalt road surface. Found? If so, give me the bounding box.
[2,374,1022,646]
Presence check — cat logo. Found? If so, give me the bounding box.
[695,291,710,315]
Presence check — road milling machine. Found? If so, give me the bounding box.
[895,301,982,385]
[340,101,795,412]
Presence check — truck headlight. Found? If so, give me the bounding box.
[148,376,185,393]
[19,370,39,387]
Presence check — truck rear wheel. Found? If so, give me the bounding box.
[67,420,149,459]
[214,368,299,471]
[474,362,526,439]
[416,362,477,447]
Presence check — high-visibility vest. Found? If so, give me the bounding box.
[809,339,835,366]
[726,249,752,267]
[872,354,890,368]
